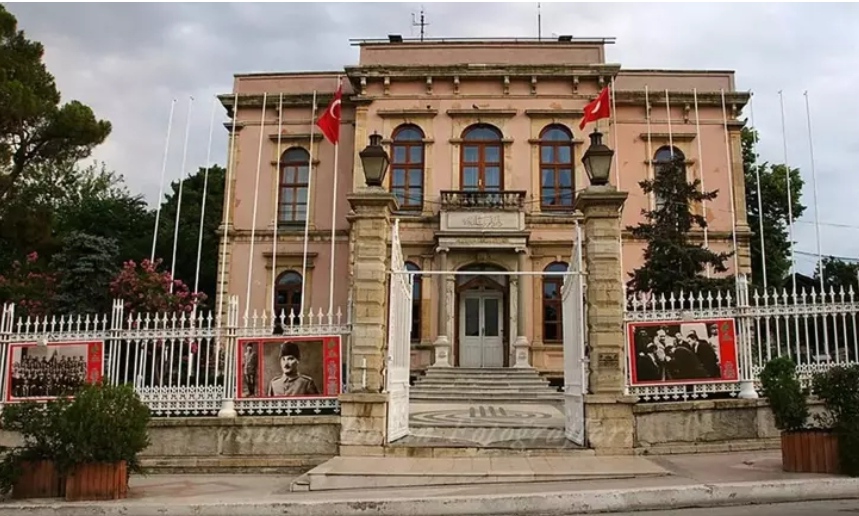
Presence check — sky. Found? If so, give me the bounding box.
[6,2,859,274]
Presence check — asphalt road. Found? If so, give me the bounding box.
[590,499,859,515]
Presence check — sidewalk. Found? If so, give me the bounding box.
[2,451,858,516]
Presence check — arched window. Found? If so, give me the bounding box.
[461,124,503,191]
[279,147,310,223]
[405,262,421,342]
[540,125,574,210]
[274,271,302,318]
[390,125,425,210]
[653,146,685,210]
[542,262,568,343]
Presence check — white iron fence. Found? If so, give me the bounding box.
[624,275,859,401]
[0,296,350,417]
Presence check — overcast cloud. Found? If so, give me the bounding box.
[6,2,859,273]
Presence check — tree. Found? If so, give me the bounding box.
[0,251,57,318]
[627,154,733,296]
[743,127,806,290]
[153,165,225,305]
[109,258,205,315]
[0,5,111,204]
[815,257,859,293]
[50,232,119,315]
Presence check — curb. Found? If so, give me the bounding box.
[2,478,858,516]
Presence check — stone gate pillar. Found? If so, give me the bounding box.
[574,184,637,455]
[338,187,398,456]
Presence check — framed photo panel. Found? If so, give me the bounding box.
[236,335,341,399]
[5,340,105,402]
[627,319,738,386]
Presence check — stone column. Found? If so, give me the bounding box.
[513,249,531,368]
[431,248,451,367]
[338,187,397,456]
[574,184,637,455]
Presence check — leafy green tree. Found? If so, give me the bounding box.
[154,165,225,305]
[0,5,111,204]
[0,251,57,318]
[627,154,733,296]
[743,127,806,290]
[815,257,859,293]
[50,232,119,314]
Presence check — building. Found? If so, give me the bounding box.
[217,36,751,383]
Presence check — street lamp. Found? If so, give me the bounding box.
[581,129,614,186]
[359,132,390,187]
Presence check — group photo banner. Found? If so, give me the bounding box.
[236,335,342,399]
[5,340,105,403]
[627,319,738,386]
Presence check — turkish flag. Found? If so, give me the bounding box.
[579,86,611,130]
[317,81,342,145]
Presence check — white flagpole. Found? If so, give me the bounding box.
[644,85,654,209]
[721,89,740,282]
[151,98,177,262]
[778,90,798,295]
[270,93,284,321]
[610,78,623,285]
[665,89,675,156]
[217,94,239,324]
[193,97,217,311]
[327,77,341,318]
[749,92,768,292]
[693,88,710,278]
[803,90,825,292]
[300,91,318,319]
[245,93,268,317]
[170,96,194,293]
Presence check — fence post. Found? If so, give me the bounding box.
[217,295,239,418]
[736,274,759,399]
[0,303,13,412]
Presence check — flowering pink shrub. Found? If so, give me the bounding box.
[0,252,58,317]
[109,258,206,315]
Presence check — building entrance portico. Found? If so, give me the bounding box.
[457,265,508,368]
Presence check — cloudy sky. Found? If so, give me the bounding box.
[7,2,859,273]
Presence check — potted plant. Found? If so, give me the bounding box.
[57,381,151,501]
[811,364,859,477]
[759,356,839,474]
[0,400,69,499]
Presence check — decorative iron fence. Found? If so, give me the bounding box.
[624,275,859,401]
[0,296,350,417]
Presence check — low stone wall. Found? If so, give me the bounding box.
[633,398,825,455]
[141,416,340,472]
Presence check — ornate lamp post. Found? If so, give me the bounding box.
[358,132,390,187]
[581,129,614,186]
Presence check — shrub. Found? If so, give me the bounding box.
[759,356,809,432]
[812,365,859,476]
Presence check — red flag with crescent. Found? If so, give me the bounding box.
[317,80,342,144]
[579,86,611,130]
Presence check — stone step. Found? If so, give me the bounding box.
[411,385,556,393]
[416,378,550,385]
[410,392,564,401]
[422,367,544,375]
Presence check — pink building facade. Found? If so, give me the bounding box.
[218,37,751,381]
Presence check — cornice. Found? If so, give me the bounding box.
[446,108,518,118]
[525,109,584,118]
[344,63,621,79]
[376,108,439,118]
[616,90,750,109]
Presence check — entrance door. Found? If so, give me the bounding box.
[459,292,504,367]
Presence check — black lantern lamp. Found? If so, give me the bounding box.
[581,129,614,186]
[359,132,390,187]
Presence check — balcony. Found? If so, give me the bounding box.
[439,190,526,233]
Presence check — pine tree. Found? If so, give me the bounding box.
[627,154,733,296]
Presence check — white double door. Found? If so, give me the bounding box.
[459,291,504,368]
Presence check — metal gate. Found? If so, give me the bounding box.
[386,219,413,443]
[562,222,587,445]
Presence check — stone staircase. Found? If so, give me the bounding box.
[409,367,562,403]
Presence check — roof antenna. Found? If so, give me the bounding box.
[411,6,428,41]
[537,2,542,41]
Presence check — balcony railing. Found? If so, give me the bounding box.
[440,190,526,211]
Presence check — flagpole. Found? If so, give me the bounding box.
[151,98,177,262]
[644,86,654,209]
[609,78,624,286]
[665,89,674,157]
[778,90,798,295]
[300,91,318,319]
[720,89,740,284]
[803,90,825,293]
[749,92,768,292]
[218,93,239,324]
[270,93,284,322]
[328,77,341,318]
[170,96,194,293]
[693,88,710,277]
[245,92,268,317]
[193,96,217,314]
